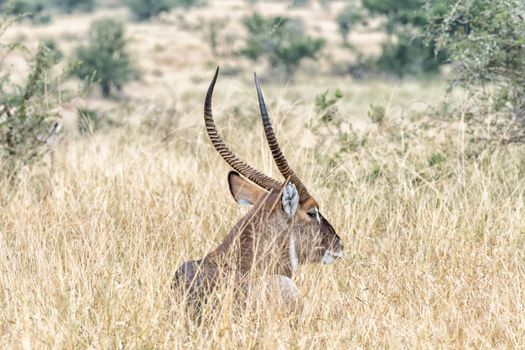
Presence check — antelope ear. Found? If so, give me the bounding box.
[228,171,266,205]
[281,182,299,216]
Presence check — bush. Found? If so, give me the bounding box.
[1,0,51,24]
[360,0,447,76]
[1,0,93,19]
[315,89,343,123]
[41,38,63,61]
[425,0,525,121]
[127,0,204,20]
[335,3,362,45]
[1,0,42,15]
[174,0,205,7]
[291,0,309,7]
[367,103,385,125]
[375,36,444,76]
[241,13,325,79]
[54,0,95,13]
[72,18,136,97]
[203,18,231,56]
[0,40,65,178]
[127,0,173,21]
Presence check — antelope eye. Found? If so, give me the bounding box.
[307,211,316,218]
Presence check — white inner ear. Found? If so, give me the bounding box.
[282,183,299,216]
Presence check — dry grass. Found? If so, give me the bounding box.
[1,87,525,347]
[2,1,525,348]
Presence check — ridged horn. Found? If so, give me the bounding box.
[254,73,310,200]
[205,67,282,193]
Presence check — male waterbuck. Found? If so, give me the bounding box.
[172,68,344,298]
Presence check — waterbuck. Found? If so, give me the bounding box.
[172,68,344,299]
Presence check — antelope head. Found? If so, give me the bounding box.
[204,68,344,272]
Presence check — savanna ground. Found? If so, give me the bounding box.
[1,0,525,348]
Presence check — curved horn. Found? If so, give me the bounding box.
[254,73,310,200]
[205,67,282,192]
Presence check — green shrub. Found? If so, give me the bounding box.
[1,0,42,15]
[174,0,205,7]
[315,89,343,123]
[1,0,51,24]
[335,3,362,45]
[127,0,204,20]
[54,0,95,13]
[291,0,309,7]
[1,0,94,18]
[72,18,136,97]
[241,13,325,79]
[41,38,63,61]
[0,40,66,178]
[127,0,173,20]
[319,0,334,10]
[428,152,445,167]
[368,103,385,125]
[360,0,447,76]
[375,36,444,76]
[204,18,227,55]
[425,0,525,121]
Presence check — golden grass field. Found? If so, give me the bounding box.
[1,1,525,348]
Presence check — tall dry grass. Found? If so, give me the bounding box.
[2,1,525,347]
[1,79,524,348]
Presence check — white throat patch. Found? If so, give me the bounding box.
[289,234,299,273]
[314,208,321,223]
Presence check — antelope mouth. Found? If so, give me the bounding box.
[322,249,344,265]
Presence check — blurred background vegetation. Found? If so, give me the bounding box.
[0,0,524,179]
